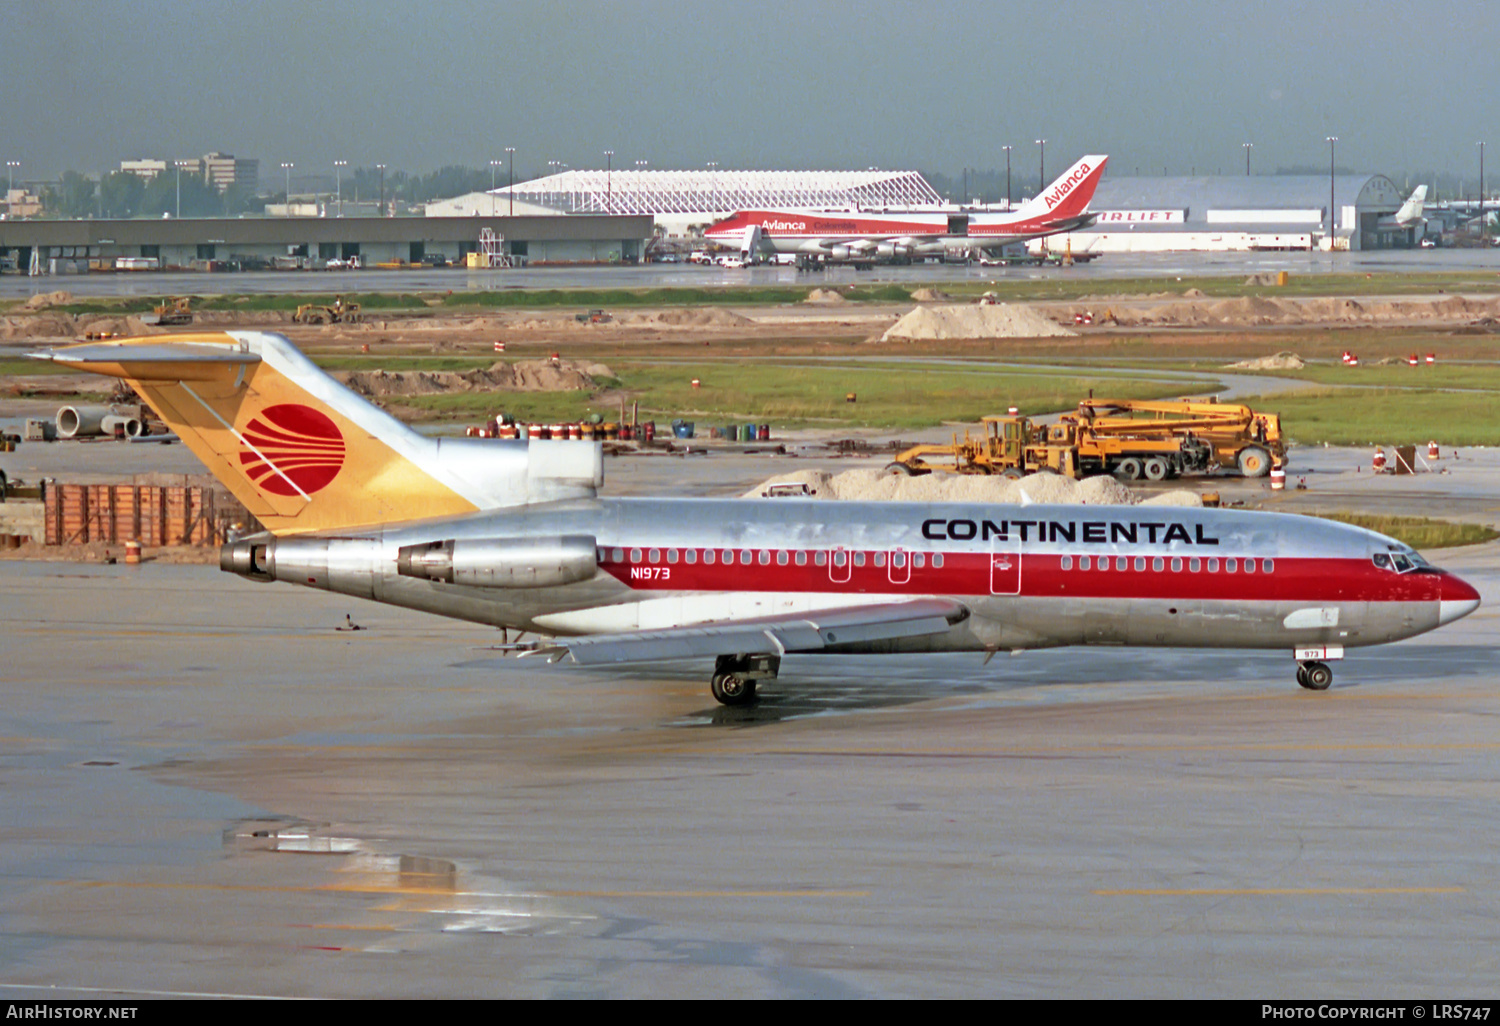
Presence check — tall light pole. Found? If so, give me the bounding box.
[1243,142,1253,176]
[1480,141,1487,246]
[1326,136,1338,248]
[174,159,194,219]
[1035,139,1046,194]
[5,160,17,214]
[604,150,614,214]
[505,147,515,216]
[333,160,347,217]
[490,159,503,217]
[707,161,719,213]
[1001,146,1012,208]
[281,162,294,218]
[375,163,386,217]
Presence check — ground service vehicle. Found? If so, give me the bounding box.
[31,332,1479,705]
[141,297,193,326]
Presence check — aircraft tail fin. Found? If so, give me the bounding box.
[1014,155,1110,222]
[1394,184,1428,227]
[31,331,601,535]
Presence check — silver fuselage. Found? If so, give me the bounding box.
[223,498,1475,655]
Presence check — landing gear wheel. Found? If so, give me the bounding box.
[1142,457,1170,481]
[1298,661,1333,691]
[1238,446,1272,478]
[711,672,757,706]
[1115,457,1143,481]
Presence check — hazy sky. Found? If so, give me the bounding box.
[4,0,1497,182]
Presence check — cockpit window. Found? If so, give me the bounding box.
[1373,551,1419,573]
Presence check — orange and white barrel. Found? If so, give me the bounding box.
[527,424,544,440]
[124,540,142,565]
[1426,353,1435,364]
[1270,468,1286,491]
[1428,441,1440,460]
[1408,354,1420,367]
[1372,448,1387,471]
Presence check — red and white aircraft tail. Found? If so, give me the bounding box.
[967,154,1109,244]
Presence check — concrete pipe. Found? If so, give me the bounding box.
[100,415,144,438]
[55,405,113,438]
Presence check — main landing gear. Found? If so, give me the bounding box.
[710,653,780,706]
[1296,661,1334,691]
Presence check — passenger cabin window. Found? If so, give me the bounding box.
[815,551,828,566]
[667,549,678,564]
[612,548,625,563]
[913,553,925,569]
[685,550,697,564]
[1116,557,1127,571]
[649,549,660,563]
[1079,556,1091,570]
[631,548,642,563]
[795,551,807,566]
[704,550,716,565]
[1061,556,1074,570]
[1226,558,1238,573]
[854,552,866,567]
[777,551,789,566]
[932,553,944,568]
[1152,557,1164,572]
[1170,557,1182,572]
[1263,559,1274,573]
[1207,558,1219,572]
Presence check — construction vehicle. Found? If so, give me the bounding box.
[140,297,193,326]
[884,397,1283,482]
[574,308,612,324]
[1072,398,1284,478]
[292,296,362,325]
[886,415,1214,481]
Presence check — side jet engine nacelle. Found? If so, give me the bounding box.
[397,535,598,588]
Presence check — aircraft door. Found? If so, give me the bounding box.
[990,535,1021,595]
[888,547,911,585]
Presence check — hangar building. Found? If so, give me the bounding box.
[1033,174,1416,253]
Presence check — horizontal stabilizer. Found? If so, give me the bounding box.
[530,598,967,665]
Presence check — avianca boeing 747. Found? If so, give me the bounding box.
[704,155,1108,264]
[32,331,1479,705]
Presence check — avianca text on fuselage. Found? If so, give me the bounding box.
[921,516,1220,546]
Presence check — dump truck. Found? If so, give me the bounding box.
[292,296,362,325]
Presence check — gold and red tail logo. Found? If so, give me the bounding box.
[238,403,346,496]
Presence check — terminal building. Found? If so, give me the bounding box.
[0,213,654,274]
[426,168,947,235]
[1033,174,1417,253]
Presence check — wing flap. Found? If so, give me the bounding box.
[531,598,967,666]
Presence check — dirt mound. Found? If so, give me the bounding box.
[882,303,1077,341]
[626,308,754,327]
[1182,287,1207,298]
[1226,350,1305,370]
[804,288,848,305]
[910,288,952,302]
[336,358,611,397]
[19,290,74,311]
[1244,273,1281,286]
[743,468,1197,507]
[0,312,76,339]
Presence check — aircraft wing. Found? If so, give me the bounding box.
[529,598,968,666]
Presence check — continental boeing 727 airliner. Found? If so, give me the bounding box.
[33,332,1480,705]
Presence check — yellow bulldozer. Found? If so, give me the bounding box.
[293,296,362,325]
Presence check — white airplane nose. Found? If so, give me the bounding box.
[1438,598,1481,626]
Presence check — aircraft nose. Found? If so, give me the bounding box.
[1437,573,1482,626]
